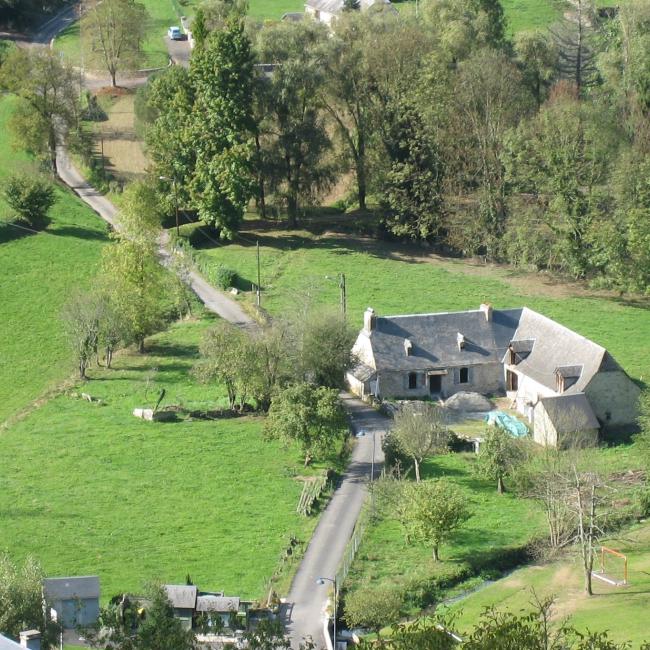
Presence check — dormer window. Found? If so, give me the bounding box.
[404,339,413,356]
[457,333,466,351]
[555,365,582,393]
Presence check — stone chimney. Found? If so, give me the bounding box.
[20,630,41,650]
[363,307,376,333]
[479,303,493,322]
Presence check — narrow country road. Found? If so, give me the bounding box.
[286,395,390,648]
[56,147,256,328]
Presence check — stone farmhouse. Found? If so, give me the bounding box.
[347,305,641,446]
[305,0,396,27]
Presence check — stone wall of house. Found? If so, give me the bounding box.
[352,332,375,368]
[585,371,641,427]
[532,403,598,448]
[376,362,504,400]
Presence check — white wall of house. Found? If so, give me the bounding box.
[585,371,641,427]
[507,368,555,421]
[305,5,336,26]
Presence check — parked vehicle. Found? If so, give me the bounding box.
[168,26,183,40]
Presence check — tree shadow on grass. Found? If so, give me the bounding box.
[0,222,37,244]
[50,225,109,241]
[145,342,200,359]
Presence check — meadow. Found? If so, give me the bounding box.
[0,315,321,601]
[447,521,650,644]
[0,95,108,425]
[191,225,650,385]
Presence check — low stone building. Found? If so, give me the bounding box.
[163,585,197,630]
[42,576,100,630]
[347,305,640,446]
[305,0,395,27]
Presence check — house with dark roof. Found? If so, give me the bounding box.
[42,576,100,630]
[163,585,197,630]
[305,0,395,27]
[348,305,641,446]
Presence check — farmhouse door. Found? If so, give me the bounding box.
[429,374,442,394]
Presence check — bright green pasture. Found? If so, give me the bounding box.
[191,227,650,385]
[0,95,107,425]
[0,317,319,601]
[346,453,545,606]
[448,521,650,645]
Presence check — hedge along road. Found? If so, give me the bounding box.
[20,7,391,647]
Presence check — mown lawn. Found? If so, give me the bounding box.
[345,453,545,610]
[0,316,321,601]
[448,519,650,645]
[191,227,650,385]
[0,95,107,425]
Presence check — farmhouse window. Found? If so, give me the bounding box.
[408,372,418,389]
[459,367,469,384]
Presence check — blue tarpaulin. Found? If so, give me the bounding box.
[485,411,528,437]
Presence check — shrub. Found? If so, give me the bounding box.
[3,173,56,230]
[215,266,238,290]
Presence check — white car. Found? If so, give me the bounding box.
[168,26,183,40]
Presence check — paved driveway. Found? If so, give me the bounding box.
[285,394,390,648]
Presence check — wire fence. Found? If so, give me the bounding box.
[336,495,372,588]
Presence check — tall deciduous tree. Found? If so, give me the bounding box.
[515,30,558,107]
[392,403,449,482]
[255,20,333,227]
[61,290,102,379]
[265,383,347,466]
[189,19,256,237]
[0,48,78,173]
[453,48,532,259]
[401,479,470,561]
[81,0,148,87]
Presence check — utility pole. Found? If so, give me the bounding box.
[339,273,346,317]
[256,240,262,307]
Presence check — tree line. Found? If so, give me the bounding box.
[139,0,650,295]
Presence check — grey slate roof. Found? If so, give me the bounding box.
[366,308,523,372]
[43,576,100,601]
[508,308,614,393]
[0,634,21,650]
[539,393,600,432]
[196,595,240,612]
[164,585,197,609]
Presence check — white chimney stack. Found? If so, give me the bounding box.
[480,303,493,322]
[364,307,376,333]
[20,630,41,650]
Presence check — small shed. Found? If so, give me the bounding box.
[533,393,600,447]
[43,576,100,629]
[164,585,197,630]
[196,595,246,631]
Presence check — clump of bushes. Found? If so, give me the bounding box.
[215,266,238,290]
[2,173,56,230]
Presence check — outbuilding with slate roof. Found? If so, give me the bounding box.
[42,576,100,629]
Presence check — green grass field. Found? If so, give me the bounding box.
[345,452,545,608]
[0,95,108,425]
[191,226,650,385]
[0,315,322,601]
[447,521,650,644]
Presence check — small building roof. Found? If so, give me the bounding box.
[196,595,240,612]
[306,0,394,12]
[539,393,600,432]
[43,576,100,601]
[349,362,376,382]
[164,585,197,609]
[0,634,21,650]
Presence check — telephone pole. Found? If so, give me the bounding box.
[256,240,262,307]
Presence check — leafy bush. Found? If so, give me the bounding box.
[3,173,56,230]
[215,266,238,290]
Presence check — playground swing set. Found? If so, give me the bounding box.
[591,546,629,587]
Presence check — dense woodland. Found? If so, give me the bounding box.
[140,0,650,295]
